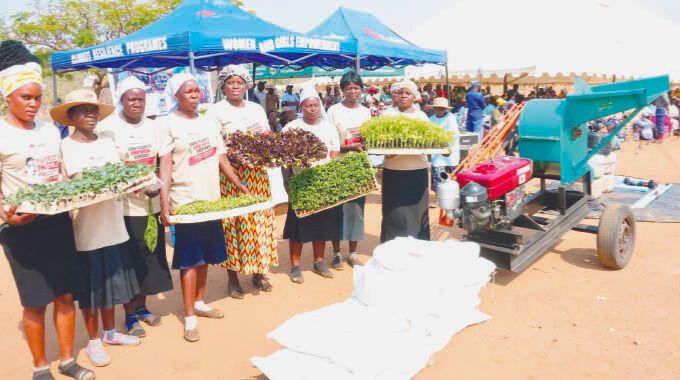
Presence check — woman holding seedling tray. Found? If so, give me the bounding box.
[206,65,278,299]
[380,80,431,242]
[282,86,341,284]
[157,73,249,342]
[327,71,372,269]
[97,76,174,339]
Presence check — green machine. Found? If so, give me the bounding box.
[518,75,670,185]
[446,75,670,272]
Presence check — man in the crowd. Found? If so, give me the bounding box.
[265,84,279,114]
[253,81,267,109]
[281,84,299,114]
[465,80,486,138]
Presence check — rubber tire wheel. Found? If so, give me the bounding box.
[596,204,636,269]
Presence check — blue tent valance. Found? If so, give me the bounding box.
[50,0,353,72]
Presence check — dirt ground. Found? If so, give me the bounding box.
[1,138,679,380]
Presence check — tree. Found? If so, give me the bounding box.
[3,0,246,96]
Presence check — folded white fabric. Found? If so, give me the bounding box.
[252,237,495,380]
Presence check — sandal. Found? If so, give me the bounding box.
[312,261,334,279]
[136,307,161,327]
[290,266,304,284]
[252,274,273,292]
[58,360,95,380]
[228,282,245,299]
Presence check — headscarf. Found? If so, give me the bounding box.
[0,62,42,98]
[299,85,326,120]
[115,76,146,112]
[392,80,421,101]
[164,73,197,113]
[217,65,253,91]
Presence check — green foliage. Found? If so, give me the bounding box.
[359,115,454,149]
[289,152,377,215]
[144,198,158,253]
[174,195,269,215]
[1,0,245,92]
[5,162,154,206]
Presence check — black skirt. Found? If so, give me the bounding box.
[380,168,430,243]
[1,213,84,308]
[283,204,341,243]
[75,242,140,310]
[124,214,173,296]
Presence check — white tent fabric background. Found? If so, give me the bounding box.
[252,238,495,379]
[406,0,680,81]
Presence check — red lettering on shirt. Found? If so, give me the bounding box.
[188,137,217,166]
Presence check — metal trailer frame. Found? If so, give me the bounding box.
[465,171,599,272]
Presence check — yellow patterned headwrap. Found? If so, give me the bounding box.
[0,62,43,98]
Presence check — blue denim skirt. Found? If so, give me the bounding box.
[171,220,227,270]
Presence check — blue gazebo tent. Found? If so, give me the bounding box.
[304,7,448,71]
[50,0,351,73]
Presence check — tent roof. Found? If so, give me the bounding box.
[51,0,349,72]
[305,7,447,70]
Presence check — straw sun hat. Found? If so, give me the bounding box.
[50,89,115,126]
[429,97,452,109]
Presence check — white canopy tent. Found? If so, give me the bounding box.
[406,0,680,81]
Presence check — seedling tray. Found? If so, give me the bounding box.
[13,173,159,215]
[294,179,378,218]
[168,200,274,224]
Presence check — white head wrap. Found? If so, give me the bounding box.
[217,65,253,91]
[393,80,420,100]
[115,76,146,112]
[299,85,326,120]
[164,73,197,113]
[0,62,43,98]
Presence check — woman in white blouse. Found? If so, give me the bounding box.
[380,80,431,243]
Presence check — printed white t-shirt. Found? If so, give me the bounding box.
[0,120,62,199]
[206,99,269,136]
[97,112,161,216]
[61,135,130,252]
[327,102,371,150]
[158,112,226,209]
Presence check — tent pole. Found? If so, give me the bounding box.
[445,63,450,106]
[188,51,196,74]
[52,71,58,106]
[355,54,360,73]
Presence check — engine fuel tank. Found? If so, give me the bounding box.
[457,156,533,200]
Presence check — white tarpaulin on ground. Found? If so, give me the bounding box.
[252,237,495,379]
[407,0,680,81]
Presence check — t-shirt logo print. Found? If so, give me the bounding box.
[188,137,217,166]
[127,144,154,165]
[25,142,60,185]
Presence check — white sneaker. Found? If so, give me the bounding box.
[86,339,111,367]
[103,332,141,346]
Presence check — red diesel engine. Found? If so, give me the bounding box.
[455,156,533,232]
